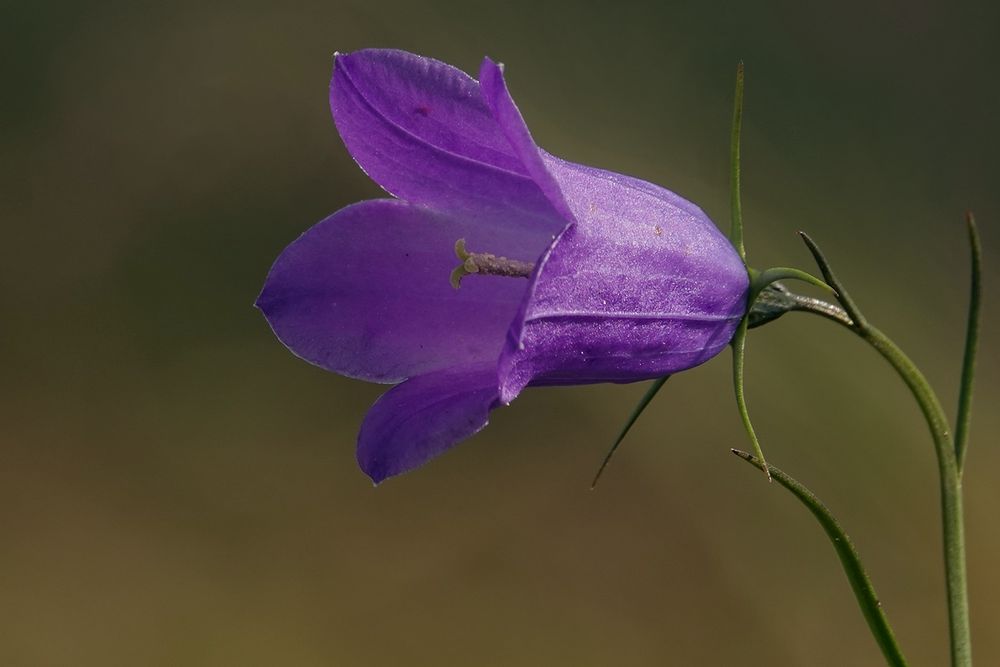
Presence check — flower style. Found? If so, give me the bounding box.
[256,49,749,483]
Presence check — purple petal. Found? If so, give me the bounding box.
[357,365,500,483]
[331,49,565,231]
[497,156,749,403]
[256,199,545,383]
[477,58,575,223]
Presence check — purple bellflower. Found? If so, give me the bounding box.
[256,49,749,483]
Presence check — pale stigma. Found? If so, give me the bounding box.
[450,239,535,289]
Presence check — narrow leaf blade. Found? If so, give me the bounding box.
[731,449,909,667]
[955,211,982,472]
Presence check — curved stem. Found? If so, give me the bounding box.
[732,449,909,667]
[729,62,746,260]
[731,315,771,480]
[789,237,972,667]
[859,326,969,667]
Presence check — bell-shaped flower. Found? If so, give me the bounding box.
[256,49,749,483]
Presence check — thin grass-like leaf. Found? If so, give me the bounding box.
[731,449,908,667]
[955,212,981,472]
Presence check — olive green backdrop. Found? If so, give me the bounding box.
[2,1,998,665]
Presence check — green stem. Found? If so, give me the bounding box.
[859,326,970,667]
[732,449,909,667]
[731,315,771,480]
[793,236,972,667]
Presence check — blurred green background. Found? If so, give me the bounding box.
[2,1,998,665]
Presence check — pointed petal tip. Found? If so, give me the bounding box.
[252,283,270,311]
[478,56,501,81]
[357,445,392,485]
[363,467,383,487]
[362,465,388,486]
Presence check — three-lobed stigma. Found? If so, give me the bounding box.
[450,238,535,289]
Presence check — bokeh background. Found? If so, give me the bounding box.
[3,1,998,665]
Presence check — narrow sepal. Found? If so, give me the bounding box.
[798,232,867,329]
[591,375,670,489]
[729,62,746,260]
[752,266,834,299]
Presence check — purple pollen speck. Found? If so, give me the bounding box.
[256,49,749,483]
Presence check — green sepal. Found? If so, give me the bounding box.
[751,266,834,300]
[729,62,746,260]
[591,376,670,488]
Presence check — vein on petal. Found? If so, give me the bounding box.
[523,310,744,324]
[338,60,545,186]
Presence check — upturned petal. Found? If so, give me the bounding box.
[357,364,499,483]
[331,49,565,230]
[477,57,575,223]
[256,199,545,383]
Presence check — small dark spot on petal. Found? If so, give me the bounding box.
[414,106,430,116]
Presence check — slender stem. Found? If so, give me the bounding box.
[731,316,771,480]
[732,449,909,667]
[731,265,832,482]
[789,237,972,666]
[955,212,981,473]
[860,326,970,667]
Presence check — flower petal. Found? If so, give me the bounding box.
[331,49,564,229]
[477,57,575,223]
[357,365,500,484]
[497,156,749,403]
[256,199,542,383]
